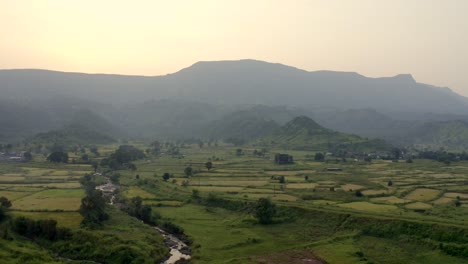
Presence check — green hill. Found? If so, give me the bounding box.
[407,120,468,150]
[206,110,280,141]
[29,124,116,146]
[255,116,391,152]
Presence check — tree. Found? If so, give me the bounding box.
[387,180,393,186]
[162,173,171,181]
[355,190,363,197]
[198,141,204,149]
[236,148,243,156]
[109,173,120,184]
[0,197,12,208]
[191,189,200,199]
[91,160,99,172]
[392,148,401,159]
[279,176,285,184]
[205,161,213,170]
[79,190,109,228]
[23,151,33,161]
[255,198,276,224]
[81,154,89,162]
[47,151,69,163]
[150,140,161,155]
[90,146,99,156]
[128,163,137,172]
[314,152,325,162]
[184,166,193,177]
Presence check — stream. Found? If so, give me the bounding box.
[96,177,191,264]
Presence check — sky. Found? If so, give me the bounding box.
[1,0,468,95]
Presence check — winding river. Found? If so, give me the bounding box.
[96,178,191,264]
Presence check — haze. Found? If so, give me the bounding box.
[1,0,468,95]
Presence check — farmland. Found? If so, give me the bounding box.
[1,143,468,263]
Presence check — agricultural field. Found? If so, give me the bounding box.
[1,143,468,263]
[113,144,468,263]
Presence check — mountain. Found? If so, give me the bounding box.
[205,110,280,141]
[1,59,467,114]
[255,116,391,151]
[404,120,468,150]
[28,124,116,146]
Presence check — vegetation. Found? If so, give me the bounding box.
[1,139,468,263]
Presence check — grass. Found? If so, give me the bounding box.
[10,211,83,228]
[405,188,441,202]
[336,201,399,212]
[2,144,468,263]
[11,189,84,211]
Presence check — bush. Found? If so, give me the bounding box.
[255,198,276,224]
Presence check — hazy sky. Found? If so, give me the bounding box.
[1,1,468,95]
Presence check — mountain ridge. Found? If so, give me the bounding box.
[1,59,465,114]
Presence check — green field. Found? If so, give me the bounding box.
[1,143,468,263]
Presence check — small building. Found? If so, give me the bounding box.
[275,153,294,165]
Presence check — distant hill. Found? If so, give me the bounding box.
[405,120,468,150]
[1,59,467,114]
[29,124,116,146]
[255,116,391,151]
[205,110,280,141]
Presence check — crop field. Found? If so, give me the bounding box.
[0,157,92,224]
[103,144,468,263]
[122,145,468,227]
[1,143,468,263]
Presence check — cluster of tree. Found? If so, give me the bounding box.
[0,196,12,221]
[0,143,14,153]
[100,145,144,170]
[79,174,108,228]
[162,172,173,181]
[123,196,155,224]
[12,216,71,240]
[314,152,325,162]
[47,151,69,163]
[417,150,468,164]
[252,149,267,157]
[255,198,276,224]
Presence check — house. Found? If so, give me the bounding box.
[275,153,294,164]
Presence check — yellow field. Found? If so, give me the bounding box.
[12,189,84,211]
[405,188,441,202]
[0,175,26,182]
[340,184,365,191]
[199,180,269,186]
[336,202,398,212]
[11,211,83,228]
[362,189,389,196]
[405,202,433,210]
[444,192,468,199]
[265,170,315,176]
[124,186,156,199]
[433,197,454,205]
[233,193,298,202]
[0,190,34,201]
[286,183,317,189]
[370,196,406,204]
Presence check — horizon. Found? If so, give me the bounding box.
[1,1,468,96]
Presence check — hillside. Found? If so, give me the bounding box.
[1,60,467,114]
[255,116,391,151]
[29,124,116,146]
[205,110,280,142]
[405,120,468,150]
